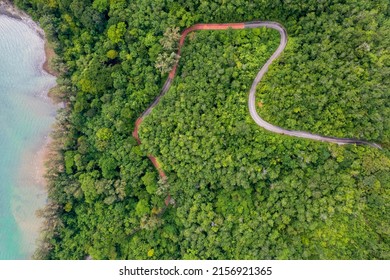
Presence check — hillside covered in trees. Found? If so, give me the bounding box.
[14,0,389,259]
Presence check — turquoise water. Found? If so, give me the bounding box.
[0,15,56,259]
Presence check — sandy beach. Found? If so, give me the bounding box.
[43,41,58,77]
[34,137,51,187]
[39,40,58,186]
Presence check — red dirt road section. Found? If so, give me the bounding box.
[132,20,381,212]
[132,117,142,144]
[133,117,167,180]
[132,20,380,196]
[147,155,166,179]
[133,22,248,185]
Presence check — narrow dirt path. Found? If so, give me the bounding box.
[132,21,381,181]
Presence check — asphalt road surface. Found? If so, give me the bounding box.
[135,21,381,151]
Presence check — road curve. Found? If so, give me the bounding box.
[245,21,381,149]
[133,21,381,157]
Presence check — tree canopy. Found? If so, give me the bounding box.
[14,0,389,260]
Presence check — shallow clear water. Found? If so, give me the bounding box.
[0,15,56,259]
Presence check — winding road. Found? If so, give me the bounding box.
[133,21,381,175]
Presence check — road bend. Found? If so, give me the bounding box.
[134,21,381,165]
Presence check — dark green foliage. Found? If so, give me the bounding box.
[17,0,389,259]
[257,6,390,143]
[140,28,389,259]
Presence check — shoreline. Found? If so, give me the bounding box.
[43,41,59,77]
[34,136,52,188]
[1,1,58,259]
[0,0,44,38]
[1,0,58,191]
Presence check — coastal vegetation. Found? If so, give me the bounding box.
[13,0,389,259]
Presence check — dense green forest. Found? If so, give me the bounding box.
[14,0,389,259]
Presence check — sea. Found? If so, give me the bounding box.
[0,15,56,259]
